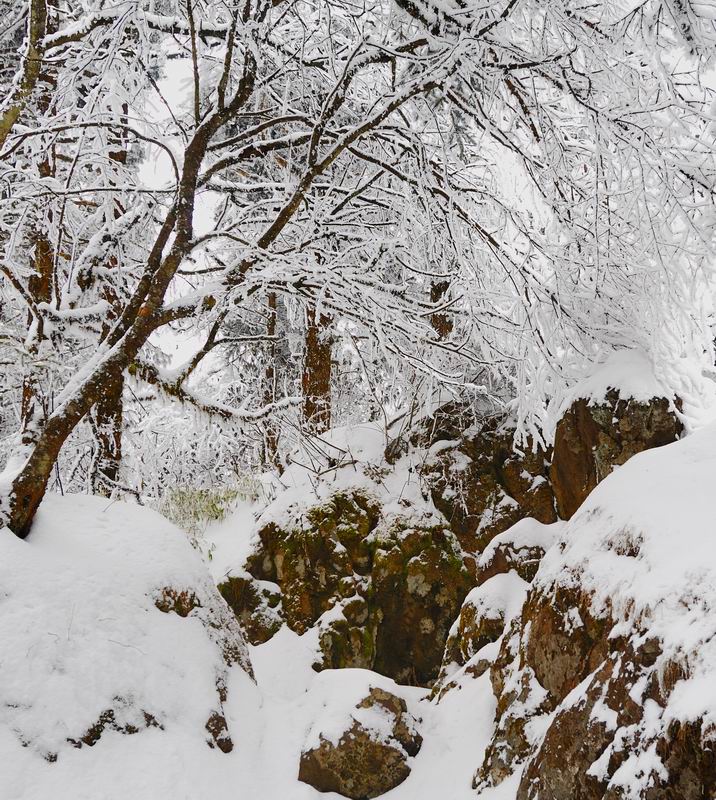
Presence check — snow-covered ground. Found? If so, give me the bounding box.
[0,492,502,800]
[7,409,716,799]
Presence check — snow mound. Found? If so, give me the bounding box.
[478,517,563,572]
[461,572,529,628]
[558,348,672,410]
[0,494,256,798]
[303,668,422,751]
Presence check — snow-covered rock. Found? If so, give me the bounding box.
[550,351,682,519]
[298,670,422,799]
[476,517,564,585]
[221,488,474,685]
[0,494,256,798]
[412,405,557,555]
[477,420,716,799]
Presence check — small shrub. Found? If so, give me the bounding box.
[157,475,261,537]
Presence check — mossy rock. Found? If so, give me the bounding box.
[316,594,381,671]
[298,687,422,799]
[368,521,473,685]
[234,490,474,685]
[217,573,283,645]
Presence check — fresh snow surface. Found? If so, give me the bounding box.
[558,348,671,409]
[265,420,435,525]
[477,517,564,573]
[1,493,501,800]
[0,494,256,800]
[202,495,262,583]
[11,414,716,799]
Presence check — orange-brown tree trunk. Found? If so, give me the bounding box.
[302,306,332,434]
[430,279,453,339]
[6,358,127,538]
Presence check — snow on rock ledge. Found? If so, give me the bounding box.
[550,350,682,519]
[477,421,716,799]
[0,494,254,771]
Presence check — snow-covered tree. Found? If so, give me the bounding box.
[1,0,715,536]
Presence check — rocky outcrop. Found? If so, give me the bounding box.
[223,490,473,685]
[298,686,422,799]
[550,390,682,518]
[475,583,613,789]
[437,571,528,690]
[415,409,557,554]
[244,491,382,633]
[473,423,716,800]
[218,370,682,705]
[477,579,716,800]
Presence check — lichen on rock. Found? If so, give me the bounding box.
[224,489,473,685]
[298,685,422,799]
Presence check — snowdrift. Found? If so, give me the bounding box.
[0,495,256,800]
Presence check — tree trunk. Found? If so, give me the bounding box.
[302,307,332,435]
[3,358,125,537]
[20,228,53,435]
[0,0,48,151]
[20,10,55,439]
[263,293,280,468]
[90,371,124,496]
[430,280,453,339]
[89,111,129,495]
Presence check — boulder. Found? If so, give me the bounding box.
[368,520,474,685]
[475,517,562,585]
[315,594,379,672]
[245,491,381,633]
[234,490,473,685]
[298,685,422,799]
[441,572,528,675]
[550,390,682,518]
[416,411,557,554]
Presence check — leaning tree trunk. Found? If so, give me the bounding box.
[302,306,332,435]
[4,358,126,537]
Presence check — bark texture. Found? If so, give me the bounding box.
[302,307,332,434]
